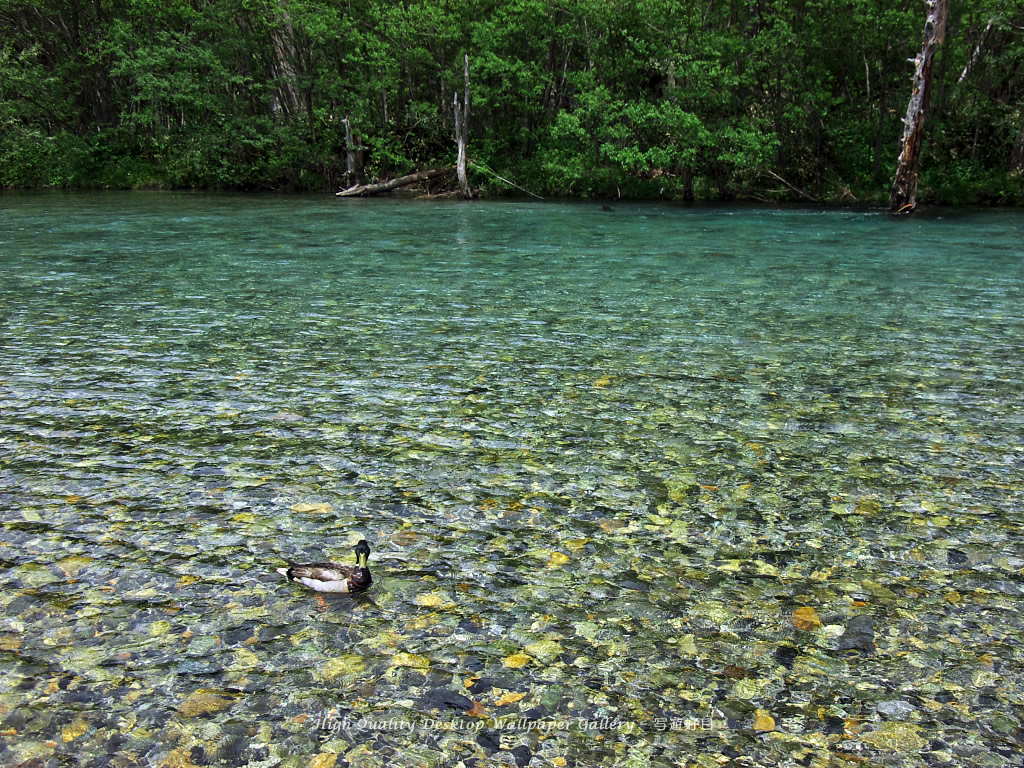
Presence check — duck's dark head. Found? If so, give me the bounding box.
[349,566,372,593]
[354,540,371,568]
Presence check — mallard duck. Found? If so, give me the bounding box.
[276,540,373,593]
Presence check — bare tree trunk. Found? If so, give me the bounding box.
[556,43,572,112]
[454,54,471,198]
[342,117,364,187]
[872,85,888,180]
[959,22,992,84]
[454,94,467,194]
[889,0,948,214]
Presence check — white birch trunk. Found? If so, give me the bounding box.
[455,54,471,198]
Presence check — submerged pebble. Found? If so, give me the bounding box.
[877,700,917,719]
[836,615,876,652]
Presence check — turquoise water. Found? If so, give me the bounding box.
[1,193,1023,767]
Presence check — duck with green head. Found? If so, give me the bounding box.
[277,539,373,593]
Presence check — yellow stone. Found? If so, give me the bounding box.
[791,606,823,631]
[415,593,443,608]
[177,691,235,718]
[309,754,338,768]
[495,692,527,706]
[317,655,366,682]
[150,620,172,637]
[503,652,530,669]
[677,634,698,655]
[524,639,563,663]
[753,711,776,731]
[390,652,430,670]
[406,614,441,630]
[231,649,261,670]
[61,718,88,742]
[159,747,199,768]
[290,502,332,514]
[547,551,570,567]
[861,722,926,751]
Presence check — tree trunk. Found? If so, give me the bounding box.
[889,0,948,214]
[342,117,363,187]
[1012,117,1024,172]
[958,22,992,84]
[335,167,454,197]
[871,40,891,181]
[454,54,471,198]
[872,84,888,181]
[270,2,302,118]
[682,166,694,202]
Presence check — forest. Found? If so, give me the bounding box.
[1,0,1022,203]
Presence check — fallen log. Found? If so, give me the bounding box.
[336,166,454,197]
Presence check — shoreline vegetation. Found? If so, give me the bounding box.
[2,0,1022,205]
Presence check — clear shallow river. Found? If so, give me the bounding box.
[1,193,1023,768]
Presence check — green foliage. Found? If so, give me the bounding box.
[0,0,1022,202]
